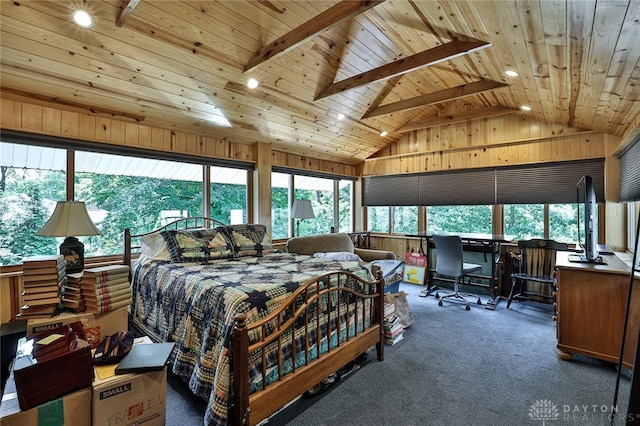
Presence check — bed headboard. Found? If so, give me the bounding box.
[123,217,226,267]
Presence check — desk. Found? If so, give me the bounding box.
[555,252,639,369]
[405,232,514,310]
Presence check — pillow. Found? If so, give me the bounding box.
[161,227,235,263]
[140,232,171,261]
[225,224,277,257]
[313,251,362,262]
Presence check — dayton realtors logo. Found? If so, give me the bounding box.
[529,399,622,424]
[529,399,560,424]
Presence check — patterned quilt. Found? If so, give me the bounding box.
[130,251,371,425]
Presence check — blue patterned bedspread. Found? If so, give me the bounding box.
[130,252,370,425]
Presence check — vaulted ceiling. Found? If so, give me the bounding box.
[1,0,639,166]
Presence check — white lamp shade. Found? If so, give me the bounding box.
[291,199,315,219]
[36,201,100,237]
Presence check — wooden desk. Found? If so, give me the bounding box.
[555,252,640,369]
[405,232,514,310]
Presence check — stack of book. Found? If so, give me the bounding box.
[82,265,131,314]
[383,314,404,345]
[19,255,66,318]
[61,274,85,313]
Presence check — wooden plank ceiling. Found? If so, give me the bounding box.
[1,0,639,166]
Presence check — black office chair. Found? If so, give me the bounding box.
[506,239,568,316]
[433,234,483,310]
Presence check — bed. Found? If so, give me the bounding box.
[123,218,385,426]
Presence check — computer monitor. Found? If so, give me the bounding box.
[576,175,598,262]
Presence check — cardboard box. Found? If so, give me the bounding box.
[92,369,167,426]
[1,375,91,426]
[27,306,128,348]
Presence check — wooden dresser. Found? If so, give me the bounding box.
[555,252,640,369]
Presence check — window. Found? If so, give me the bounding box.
[271,172,290,240]
[368,207,390,233]
[337,180,353,233]
[210,166,247,224]
[393,206,418,234]
[0,143,66,265]
[549,203,579,244]
[1,140,251,265]
[74,150,204,257]
[503,204,544,240]
[427,205,492,234]
[272,171,354,239]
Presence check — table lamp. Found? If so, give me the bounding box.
[35,200,100,274]
[291,199,315,237]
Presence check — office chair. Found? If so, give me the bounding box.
[432,234,483,310]
[506,239,568,316]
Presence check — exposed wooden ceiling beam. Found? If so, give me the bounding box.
[315,39,491,101]
[116,0,141,28]
[396,105,519,133]
[244,0,385,74]
[363,80,508,119]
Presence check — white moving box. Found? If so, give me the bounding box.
[92,368,167,426]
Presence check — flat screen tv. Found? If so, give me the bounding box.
[576,175,599,262]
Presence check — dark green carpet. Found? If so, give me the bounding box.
[166,282,632,425]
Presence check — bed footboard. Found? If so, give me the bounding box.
[232,270,384,426]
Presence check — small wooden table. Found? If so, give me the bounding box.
[405,232,515,310]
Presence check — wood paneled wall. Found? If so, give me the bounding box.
[0,98,359,178]
[364,115,612,176]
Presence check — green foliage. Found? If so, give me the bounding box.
[0,168,60,264]
[427,205,492,233]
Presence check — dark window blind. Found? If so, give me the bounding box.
[496,159,605,204]
[417,168,496,206]
[362,159,605,206]
[620,138,640,202]
[363,174,419,206]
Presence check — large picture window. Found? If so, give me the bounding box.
[271,172,353,239]
[1,140,249,266]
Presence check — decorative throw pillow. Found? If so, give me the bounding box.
[140,232,171,261]
[161,227,235,262]
[313,252,362,262]
[225,224,277,257]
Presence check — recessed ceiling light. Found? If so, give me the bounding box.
[520,105,532,111]
[380,130,388,137]
[71,10,94,28]
[505,70,519,77]
[337,113,345,121]
[247,78,259,89]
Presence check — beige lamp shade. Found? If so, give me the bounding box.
[36,201,100,237]
[291,199,315,237]
[291,199,315,219]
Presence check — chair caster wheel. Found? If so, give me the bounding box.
[435,292,440,298]
[476,299,482,305]
[465,305,470,311]
[438,299,443,306]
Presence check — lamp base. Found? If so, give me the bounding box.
[60,237,84,274]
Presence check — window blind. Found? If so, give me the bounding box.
[619,137,640,202]
[362,159,605,206]
[495,159,605,204]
